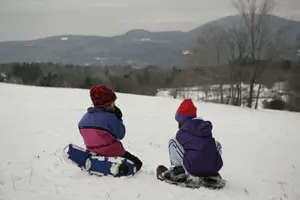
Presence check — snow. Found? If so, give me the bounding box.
[94,57,107,61]
[182,50,192,55]
[157,83,289,109]
[141,38,151,42]
[0,83,300,200]
[0,73,7,78]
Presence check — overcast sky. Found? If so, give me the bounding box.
[0,0,300,41]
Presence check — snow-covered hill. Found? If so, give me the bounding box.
[0,83,299,200]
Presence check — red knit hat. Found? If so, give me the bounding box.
[90,85,117,107]
[175,99,197,123]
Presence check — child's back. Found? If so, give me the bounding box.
[176,118,223,176]
[78,107,126,157]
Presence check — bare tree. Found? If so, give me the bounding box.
[233,0,276,108]
[169,88,179,99]
[192,23,229,103]
[233,0,276,60]
[297,34,300,64]
[227,26,249,105]
[193,23,229,66]
[255,83,263,109]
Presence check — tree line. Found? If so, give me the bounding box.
[1,60,299,111]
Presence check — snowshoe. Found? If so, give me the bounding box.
[62,144,136,177]
[156,165,226,189]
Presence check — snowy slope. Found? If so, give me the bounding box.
[0,83,299,200]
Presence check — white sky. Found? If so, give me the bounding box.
[0,0,299,41]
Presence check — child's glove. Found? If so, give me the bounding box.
[215,141,222,155]
[114,106,123,120]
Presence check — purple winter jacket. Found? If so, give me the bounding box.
[176,118,223,176]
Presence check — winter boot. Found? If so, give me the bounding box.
[164,166,187,182]
[118,163,129,176]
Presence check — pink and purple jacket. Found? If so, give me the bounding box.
[78,107,126,157]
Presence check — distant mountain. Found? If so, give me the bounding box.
[0,15,299,67]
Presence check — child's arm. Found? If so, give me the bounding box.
[107,115,126,140]
[215,140,222,155]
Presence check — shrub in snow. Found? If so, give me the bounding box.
[263,98,286,110]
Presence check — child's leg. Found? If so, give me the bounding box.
[122,151,143,171]
[168,138,185,167]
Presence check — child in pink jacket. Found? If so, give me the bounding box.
[78,85,142,171]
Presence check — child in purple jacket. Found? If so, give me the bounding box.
[168,99,223,180]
